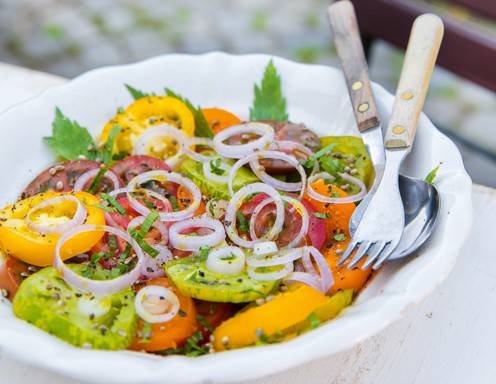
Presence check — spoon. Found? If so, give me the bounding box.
[327,0,440,265]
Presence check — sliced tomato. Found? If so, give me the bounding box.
[201,108,241,134]
[301,198,326,249]
[110,155,170,184]
[0,255,29,300]
[195,300,233,339]
[130,277,198,352]
[239,193,269,216]
[21,160,104,198]
[177,185,205,216]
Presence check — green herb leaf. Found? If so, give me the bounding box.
[236,211,248,234]
[334,233,346,242]
[300,143,337,169]
[199,245,211,259]
[140,321,153,343]
[44,108,97,161]
[249,60,288,121]
[209,158,225,176]
[138,210,159,238]
[165,87,213,138]
[100,124,121,166]
[125,84,150,100]
[313,212,329,219]
[100,193,126,215]
[92,203,115,213]
[425,164,440,184]
[196,314,214,332]
[307,312,321,329]
[87,167,106,194]
[170,196,180,212]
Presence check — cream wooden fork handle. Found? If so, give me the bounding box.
[384,14,444,149]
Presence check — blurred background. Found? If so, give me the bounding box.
[0,0,494,186]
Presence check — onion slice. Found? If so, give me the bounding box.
[127,170,201,222]
[247,262,293,281]
[134,285,180,323]
[73,168,120,192]
[133,124,186,168]
[307,172,366,204]
[228,150,307,199]
[224,183,285,248]
[202,158,231,184]
[213,122,274,159]
[26,195,87,235]
[169,216,226,252]
[249,195,309,249]
[246,247,303,268]
[140,245,173,279]
[206,246,245,275]
[269,140,319,174]
[53,224,144,295]
[184,137,216,163]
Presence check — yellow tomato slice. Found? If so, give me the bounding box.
[0,192,105,266]
[99,96,195,156]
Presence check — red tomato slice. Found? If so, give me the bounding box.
[301,198,327,249]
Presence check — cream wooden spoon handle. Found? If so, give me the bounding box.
[385,14,444,149]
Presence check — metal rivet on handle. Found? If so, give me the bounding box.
[352,81,363,90]
[401,91,414,100]
[358,102,369,112]
[392,125,405,134]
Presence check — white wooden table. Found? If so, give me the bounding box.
[0,63,495,384]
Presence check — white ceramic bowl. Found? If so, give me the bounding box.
[0,53,472,384]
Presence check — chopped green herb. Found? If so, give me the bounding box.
[313,212,329,219]
[221,253,237,261]
[139,210,159,238]
[100,193,126,215]
[199,245,211,259]
[165,87,213,138]
[425,164,440,184]
[236,211,248,234]
[110,267,122,278]
[300,143,337,169]
[307,312,321,329]
[140,321,153,343]
[196,314,214,332]
[170,196,180,212]
[209,158,225,176]
[129,228,160,258]
[101,124,121,165]
[124,84,150,100]
[117,107,125,114]
[249,60,288,121]
[108,235,118,251]
[92,203,115,213]
[334,233,346,242]
[87,167,106,194]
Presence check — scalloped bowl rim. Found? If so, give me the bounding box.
[0,53,472,384]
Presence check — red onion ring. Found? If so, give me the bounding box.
[249,196,309,249]
[127,170,201,222]
[26,195,87,235]
[269,140,319,174]
[169,216,226,252]
[205,246,245,275]
[224,183,285,248]
[53,224,144,295]
[73,168,120,192]
[133,124,186,168]
[247,262,293,281]
[140,245,172,279]
[307,172,366,204]
[246,247,303,268]
[284,246,334,293]
[184,137,216,163]
[228,151,307,199]
[134,285,180,323]
[213,122,274,159]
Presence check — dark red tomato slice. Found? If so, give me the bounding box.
[21,160,101,198]
[110,155,170,184]
[194,300,233,339]
[0,256,30,300]
[239,193,269,216]
[252,202,305,248]
[301,199,326,249]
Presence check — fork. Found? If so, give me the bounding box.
[337,13,444,270]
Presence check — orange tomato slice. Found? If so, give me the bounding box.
[202,108,241,134]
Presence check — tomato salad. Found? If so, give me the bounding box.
[0,61,375,355]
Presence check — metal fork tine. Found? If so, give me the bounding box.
[372,243,398,270]
[361,241,389,269]
[347,241,373,269]
[338,241,358,266]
